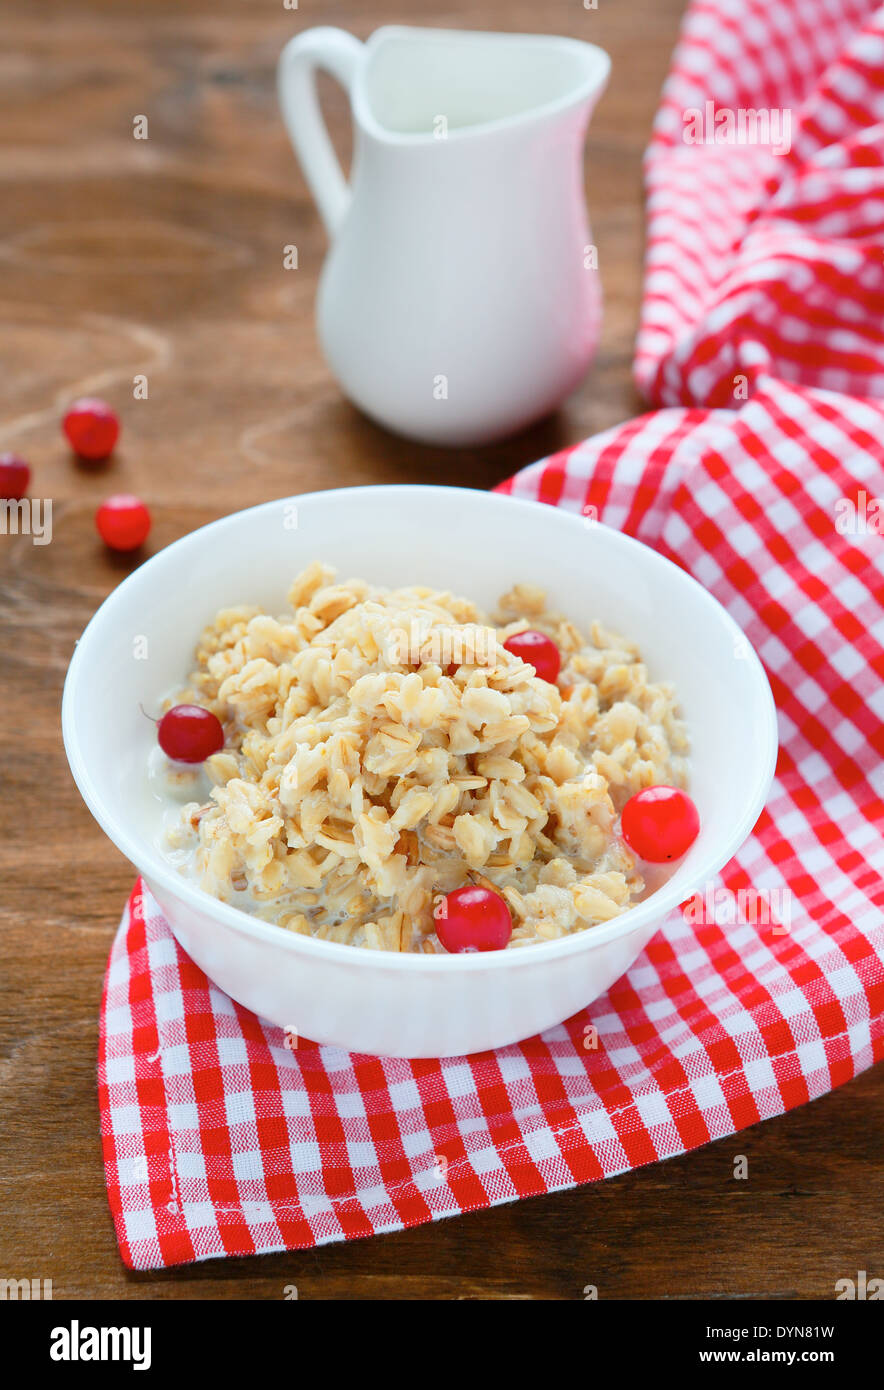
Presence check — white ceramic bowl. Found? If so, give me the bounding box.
[62,485,777,1057]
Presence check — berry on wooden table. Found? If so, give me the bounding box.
[434,886,513,953]
[502,629,561,684]
[63,397,120,460]
[0,453,30,499]
[620,785,700,862]
[158,705,224,763]
[95,494,151,551]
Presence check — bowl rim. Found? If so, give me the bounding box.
[62,483,779,973]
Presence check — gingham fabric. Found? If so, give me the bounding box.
[98,0,884,1268]
[637,0,884,404]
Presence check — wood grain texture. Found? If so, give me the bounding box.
[1,0,881,1300]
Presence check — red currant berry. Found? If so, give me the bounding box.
[434,886,512,953]
[63,397,120,460]
[621,786,700,862]
[503,629,561,684]
[0,453,30,500]
[95,494,151,551]
[158,705,224,763]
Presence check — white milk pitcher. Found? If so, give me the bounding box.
[278,26,610,447]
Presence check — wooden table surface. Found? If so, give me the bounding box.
[2,0,881,1300]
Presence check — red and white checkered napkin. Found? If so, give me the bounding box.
[98,0,884,1268]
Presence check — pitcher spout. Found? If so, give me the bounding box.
[354,27,611,143]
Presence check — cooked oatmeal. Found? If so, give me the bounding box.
[162,563,688,951]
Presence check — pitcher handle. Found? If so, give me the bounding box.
[277,27,363,237]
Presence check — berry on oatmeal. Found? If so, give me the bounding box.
[434,886,513,953]
[621,785,699,862]
[502,629,561,684]
[158,705,225,763]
